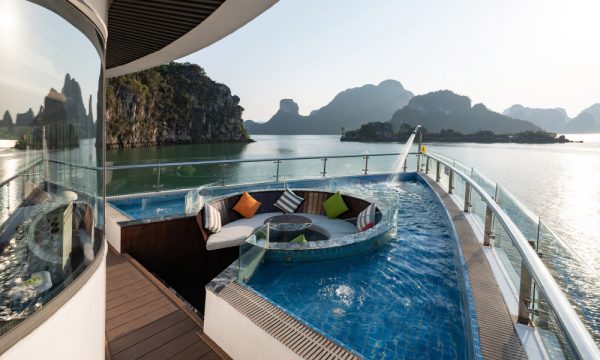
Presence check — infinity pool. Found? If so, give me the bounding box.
[246,180,473,359]
[109,193,186,220]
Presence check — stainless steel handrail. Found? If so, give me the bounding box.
[104,152,418,170]
[0,159,43,188]
[45,152,418,171]
[426,152,600,359]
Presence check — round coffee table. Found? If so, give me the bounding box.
[264,214,313,242]
[264,214,312,232]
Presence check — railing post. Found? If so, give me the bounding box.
[416,131,422,172]
[6,182,10,213]
[448,170,454,194]
[425,156,430,174]
[483,206,494,246]
[436,161,441,182]
[274,160,281,182]
[362,155,369,175]
[464,182,471,212]
[321,157,327,178]
[153,162,163,190]
[220,164,226,186]
[518,241,536,324]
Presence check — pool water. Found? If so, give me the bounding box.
[109,193,186,220]
[246,180,471,359]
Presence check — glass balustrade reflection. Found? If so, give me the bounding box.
[0,0,104,337]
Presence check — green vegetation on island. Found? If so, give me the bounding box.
[106,62,252,148]
[341,122,572,144]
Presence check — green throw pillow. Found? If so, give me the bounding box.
[290,234,307,243]
[322,191,350,219]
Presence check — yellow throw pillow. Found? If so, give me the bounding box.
[233,192,262,218]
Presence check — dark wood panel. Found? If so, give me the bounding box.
[121,216,238,313]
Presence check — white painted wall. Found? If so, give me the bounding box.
[105,204,130,253]
[1,247,107,360]
[204,290,301,360]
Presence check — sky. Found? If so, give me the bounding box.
[0,0,101,122]
[180,0,600,122]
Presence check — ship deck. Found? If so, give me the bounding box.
[423,175,527,360]
[105,250,229,360]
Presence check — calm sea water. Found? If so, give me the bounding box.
[2,134,598,273]
[103,134,600,272]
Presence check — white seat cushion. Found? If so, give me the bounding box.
[206,212,282,250]
[301,214,356,237]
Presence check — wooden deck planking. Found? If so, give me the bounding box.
[105,251,227,360]
[423,175,527,360]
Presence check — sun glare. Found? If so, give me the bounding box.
[0,1,17,35]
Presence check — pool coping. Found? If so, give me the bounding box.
[416,173,483,360]
[420,173,528,360]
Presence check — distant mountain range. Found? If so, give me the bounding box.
[244,80,413,134]
[390,90,541,134]
[503,104,600,133]
[246,80,600,135]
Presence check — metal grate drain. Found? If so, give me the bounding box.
[218,282,362,360]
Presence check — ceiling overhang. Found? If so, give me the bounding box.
[105,0,277,77]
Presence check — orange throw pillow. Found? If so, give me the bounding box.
[233,192,262,218]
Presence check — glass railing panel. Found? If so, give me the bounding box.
[325,156,365,178]
[537,220,600,343]
[437,161,451,193]
[531,283,577,360]
[470,168,496,199]
[278,158,325,182]
[238,224,269,283]
[469,186,487,228]
[492,218,522,291]
[452,174,467,205]
[495,186,540,244]
[366,154,398,174]
[0,0,104,339]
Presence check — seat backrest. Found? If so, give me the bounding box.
[198,189,375,238]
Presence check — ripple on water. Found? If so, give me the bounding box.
[247,180,468,359]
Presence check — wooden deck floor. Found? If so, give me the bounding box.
[423,175,527,360]
[105,251,227,360]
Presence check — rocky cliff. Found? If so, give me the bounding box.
[106,62,250,148]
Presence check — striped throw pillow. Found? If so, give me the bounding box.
[274,188,304,214]
[203,203,221,233]
[357,203,376,232]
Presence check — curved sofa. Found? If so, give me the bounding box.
[196,190,377,250]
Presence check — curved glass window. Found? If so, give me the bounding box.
[0,0,104,337]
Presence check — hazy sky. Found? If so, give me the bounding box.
[0,0,101,121]
[180,0,600,122]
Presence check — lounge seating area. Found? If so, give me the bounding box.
[196,190,378,250]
